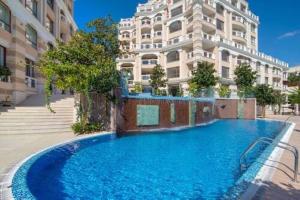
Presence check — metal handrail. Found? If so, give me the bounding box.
[240,137,299,182]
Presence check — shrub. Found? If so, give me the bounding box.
[72,122,104,135]
[218,85,231,98]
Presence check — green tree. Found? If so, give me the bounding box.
[132,83,142,93]
[288,73,300,87]
[272,90,286,115]
[234,63,257,98]
[149,64,168,95]
[218,85,231,98]
[254,84,274,118]
[39,17,120,132]
[188,62,218,96]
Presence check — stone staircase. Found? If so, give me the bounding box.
[0,94,75,135]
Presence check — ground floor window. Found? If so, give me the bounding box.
[167,67,180,79]
[25,58,36,88]
[221,66,229,79]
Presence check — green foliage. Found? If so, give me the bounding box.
[189,62,218,96]
[272,90,286,114]
[0,67,11,77]
[234,63,257,88]
[72,121,104,135]
[289,89,300,105]
[154,89,167,96]
[149,64,168,91]
[132,83,142,93]
[39,17,120,133]
[288,73,300,87]
[254,84,274,117]
[255,84,274,106]
[218,85,231,98]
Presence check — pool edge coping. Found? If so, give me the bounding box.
[240,119,296,200]
[0,131,115,200]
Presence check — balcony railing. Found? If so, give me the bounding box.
[202,14,216,25]
[142,74,151,80]
[142,59,158,65]
[203,51,215,59]
[232,15,245,24]
[202,32,216,41]
[154,31,162,37]
[167,33,193,45]
[139,43,163,50]
[216,36,289,67]
[232,31,246,38]
[204,0,216,8]
[141,34,151,39]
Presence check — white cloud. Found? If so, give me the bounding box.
[278,30,300,39]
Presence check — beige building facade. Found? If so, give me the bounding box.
[0,0,77,104]
[117,0,289,96]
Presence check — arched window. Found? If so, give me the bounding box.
[169,21,182,33]
[167,51,180,62]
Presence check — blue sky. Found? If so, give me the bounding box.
[74,0,300,67]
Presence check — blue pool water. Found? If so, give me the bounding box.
[12,120,287,200]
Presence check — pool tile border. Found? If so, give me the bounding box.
[0,132,114,200]
[240,119,296,200]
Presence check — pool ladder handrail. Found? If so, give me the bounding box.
[240,137,299,182]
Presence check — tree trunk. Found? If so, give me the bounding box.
[262,105,266,118]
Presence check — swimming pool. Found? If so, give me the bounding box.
[12,120,288,200]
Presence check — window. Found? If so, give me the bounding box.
[217,19,224,31]
[25,58,36,88]
[167,67,180,78]
[0,45,6,67]
[25,58,35,78]
[221,50,230,62]
[0,1,10,32]
[256,75,261,84]
[26,25,38,49]
[47,0,54,10]
[70,25,74,36]
[221,66,229,79]
[25,0,38,18]
[171,6,182,17]
[46,16,54,34]
[167,51,180,62]
[216,4,224,15]
[265,77,269,85]
[169,21,182,33]
[251,24,256,33]
[251,36,256,45]
[265,65,269,74]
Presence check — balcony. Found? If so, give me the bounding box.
[142,74,151,81]
[232,30,247,44]
[154,16,162,25]
[141,20,151,28]
[203,0,216,13]
[141,59,158,68]
[167,33,193,47]
[139,43,163,50]
[202,50,215,63]
[154,31,162,39]
[117,54,135,62]
[202,14,216,31]
[232,15,246,30]
[186,51,194,63]
[141,33,152,42]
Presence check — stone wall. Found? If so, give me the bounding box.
[215,98,256,120]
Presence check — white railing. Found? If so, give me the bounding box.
[141,20,151,26]
[232,31,246,38]
[202,32,216,41]
[142,59,158,65]
[154,31,162,37]
[232,15,245,24]
[167,33,193,45]
[203,50,215,59]
[154,16,162,23]
[139,43,163,50]
[187,51,194,59]
[141,34,151,39]
[202,14,216,25]
[204,0,216,8]
[142,74,151,80]
[118,54,135,60]
[216,36,289,67]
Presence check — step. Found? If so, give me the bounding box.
[0,121,73,126]
[0,124,71,131]
[0,128,73,135]
[0,112,74,116]
[0,118,74,123]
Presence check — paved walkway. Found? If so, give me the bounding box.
[253,114,300,200]
[0,132,75,176]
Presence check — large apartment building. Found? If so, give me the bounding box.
[0,0,77,104]
[117,0,289,96]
